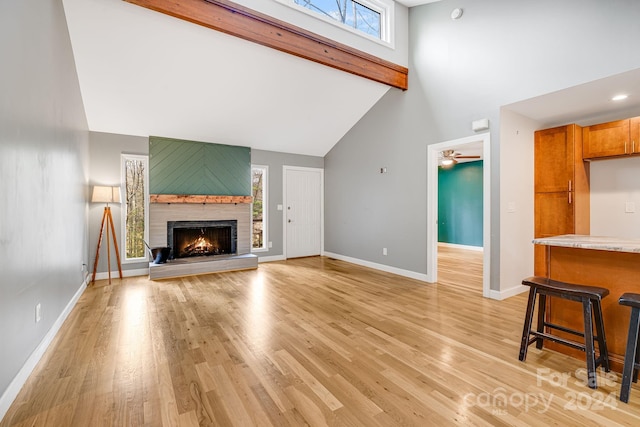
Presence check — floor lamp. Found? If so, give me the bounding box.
[91,185,123,284]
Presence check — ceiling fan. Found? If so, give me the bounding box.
[440,149,481,166]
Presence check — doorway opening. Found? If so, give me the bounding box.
[426,133,491,298]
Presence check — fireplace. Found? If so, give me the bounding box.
[168,220,237,259]
[149,203,255,279]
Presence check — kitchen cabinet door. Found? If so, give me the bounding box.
[631,117,640,153]
[534,192,575,238]
[583,119,630,159]
[534,191,575,274]
[534,125,575,193]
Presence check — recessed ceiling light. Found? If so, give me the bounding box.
[612,94,629,101]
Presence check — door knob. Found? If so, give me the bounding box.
[288,219,292,223]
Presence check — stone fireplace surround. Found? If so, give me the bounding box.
[148,201,257,279]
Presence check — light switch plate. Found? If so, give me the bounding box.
[626,202,636,213]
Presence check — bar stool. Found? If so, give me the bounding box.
[618,293,640,403]
[519,276,610,389]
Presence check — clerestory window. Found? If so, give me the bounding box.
[281,0,392,43]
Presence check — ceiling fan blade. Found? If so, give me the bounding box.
[454,155,481,159]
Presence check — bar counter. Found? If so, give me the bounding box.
[533,234,640,371]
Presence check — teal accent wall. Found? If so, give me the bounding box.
[149,136,251,196]
[438,161,483,247]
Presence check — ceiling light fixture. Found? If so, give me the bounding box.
[441,158,454,166]
[612,94,629,101]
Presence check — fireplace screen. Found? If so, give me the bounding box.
[168,220,237,259]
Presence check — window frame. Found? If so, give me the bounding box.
[276,0,394,46]
[251,165,269,253]
[120,153,150,263]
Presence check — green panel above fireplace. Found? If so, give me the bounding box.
[149,136,251,196]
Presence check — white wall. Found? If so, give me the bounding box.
[590,156,640,238]
[499,109,540,298]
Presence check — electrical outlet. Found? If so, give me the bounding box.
[383,248,388,256]
[35,303,41,323]
[268,241,273,248]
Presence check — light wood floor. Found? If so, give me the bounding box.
[437,244,483,293]
[3,253,640,426]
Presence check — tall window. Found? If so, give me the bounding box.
[283,0,391,42]
[252,166,268,251]
[121,154,149,261]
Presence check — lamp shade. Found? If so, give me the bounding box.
[91,185,122,204]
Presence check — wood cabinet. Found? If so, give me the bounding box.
[632,116,640,151]
[543,245,640,372]
[583,117,640,159]
[534,124,590,275]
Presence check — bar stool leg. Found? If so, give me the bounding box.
[582,298,597,389]
[535,294,546,350]
[592,299,610,372]
[519,287,538,361]
[621,307,640,403]
[634,328,640,383]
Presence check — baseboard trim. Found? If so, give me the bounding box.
[488,284,528,301]
[322,251,429,282]
[258,255,286,263]
[438,242,483,252]
[93,267,149,280]
[0,274,89,421]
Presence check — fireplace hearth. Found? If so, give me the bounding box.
[168,220,237,259]
[149,202,256,279]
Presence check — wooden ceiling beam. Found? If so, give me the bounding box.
[124,0,408,90]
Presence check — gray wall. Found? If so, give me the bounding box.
[325,0,640,290]
[251,149,324,258]
[0,0,89,406]
[89,132,149,275]
[88,141,323,266]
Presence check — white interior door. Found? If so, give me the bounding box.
[284,166,323,259]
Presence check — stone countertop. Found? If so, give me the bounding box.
[532,234,640,253]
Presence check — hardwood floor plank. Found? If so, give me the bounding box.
[4,252,640,426]
[275,349,343,412]
[207,365,254,426]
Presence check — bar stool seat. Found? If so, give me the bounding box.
[519,276,610,389]
[618,293,640,403]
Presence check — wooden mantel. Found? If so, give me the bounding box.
[150,194,252,204]
[124,0,408,90]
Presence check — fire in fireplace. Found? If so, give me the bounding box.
[168,220,237,259]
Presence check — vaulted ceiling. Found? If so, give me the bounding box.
[62,0,397,157]
[64,0,640,159]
